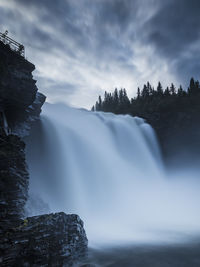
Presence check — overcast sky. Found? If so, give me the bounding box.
[0,0,200,108]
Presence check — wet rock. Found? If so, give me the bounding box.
[11,92,46,137]
[1,212,88,267]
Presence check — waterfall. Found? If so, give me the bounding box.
[25,103,200,246]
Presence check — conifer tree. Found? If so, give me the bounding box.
[170,83,176,95]
[189,78,195,95]
[137,87,141,99]
[141,84,149,98]
[157,82,163,96]
[177,85,185,96]
[164,86,170,96]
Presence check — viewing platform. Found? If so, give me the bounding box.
[0,30,25,57]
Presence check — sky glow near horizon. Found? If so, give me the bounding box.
[0,0,200,108]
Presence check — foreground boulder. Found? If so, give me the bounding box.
[1,212,88,266]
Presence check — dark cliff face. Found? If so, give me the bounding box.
[0,41,88,266]
[0,41,37,109]
[0,134,29,231]
[0,133,29,264]
[0,41,46,136]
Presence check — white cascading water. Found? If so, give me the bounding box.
[25,103,200,246]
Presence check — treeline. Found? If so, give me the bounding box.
[91,78,200,119]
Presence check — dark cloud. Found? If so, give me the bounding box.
[12,0,138,60]
[144,0,200,83]
[96,0,137,29]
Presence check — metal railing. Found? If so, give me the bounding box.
[0,31,25,57]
